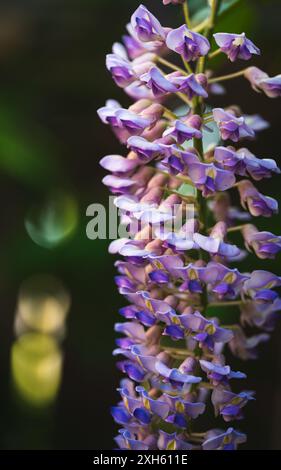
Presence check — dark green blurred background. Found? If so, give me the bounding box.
[0,0,281,450]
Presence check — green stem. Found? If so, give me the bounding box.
[193,18,209,33]
[182,57,193,75]
[209,48,222,59]
[227,224,247,233]
[163,107,178,120]
[197,0,222,74]
[204,117,214,124]
[221,324,241,330]
[183,1,191,28]
[209,68,247,83]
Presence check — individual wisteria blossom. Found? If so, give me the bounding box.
[244,67,281,98]
[203,428,247,450]
[213,32,260,62]
[237,180,278,217]
[131,5,167,44]
[98,0,281,451]
[141,67,208,99]
[241,225,281,259]
[212,108,255,142]
[166,25,210,62]
[163,117,202,144]
[214,146,280,180]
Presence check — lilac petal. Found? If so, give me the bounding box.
[100,155,139,173]
[141,67,177,97]
[131,5,166,43]
[166,25,210,61]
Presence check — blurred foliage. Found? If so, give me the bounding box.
[11,333,63,407]
[25,191,79,249]
[191,0,242,26]
[15,275,70,336]
[0,108,62,188]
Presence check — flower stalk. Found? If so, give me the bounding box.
[98,0,281,451]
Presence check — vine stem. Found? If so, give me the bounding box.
[197,0,222,74]
[182,57,193,74]
[183,1,191,28]
[227,224,248,233]
[193,18,209,33]
[163,107,178,120]
[209,68,247,83]
[208,48,222,59]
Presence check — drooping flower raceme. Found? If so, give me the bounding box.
[98,1,281,450]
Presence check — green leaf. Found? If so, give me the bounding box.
[191,6,210,27]
[190,0,242,27]
[25,191,79,249]
[0,110,61,188]
[218,0,242,15]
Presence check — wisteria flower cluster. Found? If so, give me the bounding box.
[98,1,281,451]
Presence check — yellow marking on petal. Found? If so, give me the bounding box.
[184,31,193,40]
[123,397,130,411]
[172,316,181,325]
[136,356,143,367]
[189,268,198,280]
[231,397,243,406]
[224,272,237,284]
[223,434,232,445]
[264,281,275,289]
[206,167,216,179]
[175,401,185,413]
[154,260,164,270]
[167,440,177,450]
[145,299,153,312]
[205,323,216,335]
[143,397,151,411]
[124,268,134,280]
[233,37,245,47]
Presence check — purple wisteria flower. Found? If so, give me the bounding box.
[238,180,278,217]
[99,0,281,452]
[141,67,209,100]
[180,311,234,351]
[214,146,280,180]
[245,67,281,98]
[212,389,255,422]
[242,225,281,259]
[194,222,240,258]
[213,108,255,142]
[203,428,247,450]
[166,25,210,62]
[131,5,167,44]
[187,159,236,196]
[213,32,260,62]
[200,359,246,387]
[163,118,202,144]
[229,326,270,360]
[140,67,178,97]
[106,52,135,88]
